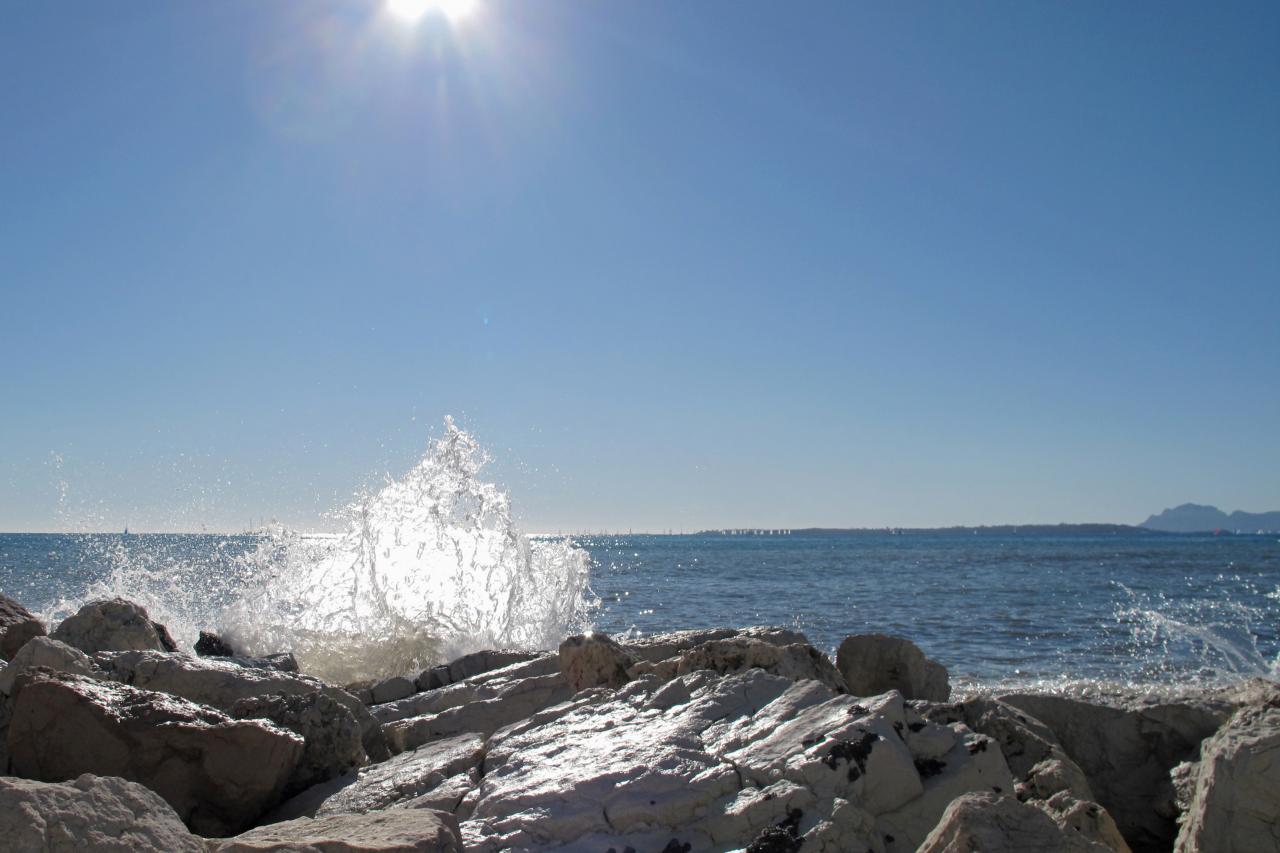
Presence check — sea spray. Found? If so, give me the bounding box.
[218,419,595,682]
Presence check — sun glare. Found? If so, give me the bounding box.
[386,0,475,24]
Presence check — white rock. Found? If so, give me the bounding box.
[918,792,1114,852]
[383,674,571,754]
[1174,704,1280,853]
[0,636,98,696]
[0,774,206,853]
[215,808,463,852]
[51,598,168,655]
[1039,791,1132,852]
[635,637,848,694]
[559,632,634,692]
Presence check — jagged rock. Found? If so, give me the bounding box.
[0,636,98,696]
[0,774,206,853]
[51,598,168,655]
[94,649,389,762]
[1039,791,1132,852]
[413,651,548,694]
[559,632,634,692]
[918,792,1114,852]
[920,696,1094,801]
[196,631,237,657]
[215,808,463,852]
[372,675,417,705]
[269,732,485,822]
[230,692,367,798]
[1174,703,1280,853]
[0,593,46,661]
[632,637,848,693]
[151,621,178,653]
[383,674,571,754]
[836,633,950,701]
[460,669,1011,852]
[1001,693,1226,853]
[6,668,304,836]
[623,626,809,664]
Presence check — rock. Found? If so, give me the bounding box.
[918,792,1114,852]
[6,668,304,836]
[196,630,238,657]
[623,626,809,664]
[460,669,1011,852]
[1039,791,1133,852]
[920,696,1094,801]
[269,732,485,822]
[1001,693,1226,853]
[383,674,571,754]
[151,621,179,653]
[0,636,99,696]
[230,691,367,798]
[445,649,543,684]
[836,633,950,701]
[51,598,168,655]
[95,649,390,762]
[559,632,634,692]
[372,675,417,705]
[215,809,463,852]
[0,773,206,853]
[0,593,46,661]
[1174,703,1280,853]
[634,637,848,693]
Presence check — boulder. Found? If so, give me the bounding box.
[371,675,417,705]
[95,649,389,762]
[151,621,179,653]
[836,634,950,701]
[1174,703,1280,853]
[7,668,305,836]
[230,691,367,798]
[0,774,206,853]
[460,669,1012,852]
[269,732,485,822]
[1039,791,1132,852]
[196,630,237,657]
[51,598,168,655]
[0,593,46,661]
[918,792,1114,852]
[214,808,463,852]
[0,636,99,696]
[633,637,848,693]
[559,632,634,692]
[1001,693,1225,853]
[920,696,1094,801]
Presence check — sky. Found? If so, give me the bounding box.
[2,1,1278,533]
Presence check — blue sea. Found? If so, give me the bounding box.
[2,530,1277,692]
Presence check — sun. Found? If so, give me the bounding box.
[386,0,475,24]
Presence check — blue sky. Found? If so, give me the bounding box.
[2,1,1278,532]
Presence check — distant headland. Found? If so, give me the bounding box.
[1139,503,1280,534]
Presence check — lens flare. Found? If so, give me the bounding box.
[386,0,475,23]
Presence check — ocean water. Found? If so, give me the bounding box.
[2,530,1277,693]
[2,422,1276,691]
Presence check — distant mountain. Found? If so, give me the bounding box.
[1140,503,1280,533]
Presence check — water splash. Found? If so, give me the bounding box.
[218,419,595,682]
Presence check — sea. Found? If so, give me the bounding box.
[2,423,1277,694]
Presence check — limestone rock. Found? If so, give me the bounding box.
[918,792,1114,852]
[51,598,168,654]
[230,691,367,798]
[559,632,634,692]
[95,649,389,762]
[1001,692,1225,852]
[634,637,848,693]
[7,668,304,836]
[215,809,463,852]
[196,630,237,656]
[0,593,46,661]
[0,773,206,853]
[270,732,485,822]
[623,626,809,664]
[372,675,417,705]
[1174,703,1280,853]
[1039,791,1132,852]
[836,633,950,701]
[0,636,98,696]
[383,674,571,754]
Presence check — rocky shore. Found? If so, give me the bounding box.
[1,593,1276,852]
